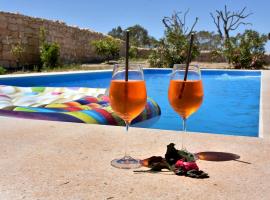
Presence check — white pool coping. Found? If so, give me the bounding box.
[0,68,262,78]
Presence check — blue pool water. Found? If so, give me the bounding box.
[0,69,261,137]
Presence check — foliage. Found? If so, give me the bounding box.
[137,143,209,178]
[11,43,25,67]
[39,27,60,69]
[210,6,267,68]
[91,37,121,61]
[108,25,158,48]
[40,43,60,69]
[149,11,200,68]
[108,26,124,40]
[128,25,153,47]
[209,50,223,62]
[0,66,7,75]
[223,30,267,69]
[129,46,139,59]
[7,34,25,68]
[148,40,167,68]
[195,31,222,51]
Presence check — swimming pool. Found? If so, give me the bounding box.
[0,69,261,137]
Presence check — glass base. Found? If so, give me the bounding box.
[111,156,141,169]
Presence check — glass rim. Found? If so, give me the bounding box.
[170,63,202,80]
[173,64,200,68]
[114,63,142,68]
[113,63,143,73]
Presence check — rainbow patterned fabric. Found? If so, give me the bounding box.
[0,85,161,126]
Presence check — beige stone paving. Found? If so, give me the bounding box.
[0,118,270,200]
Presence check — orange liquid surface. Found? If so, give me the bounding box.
[168,80,203,119]
[109,80,147,123]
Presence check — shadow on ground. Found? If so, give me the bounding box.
[196,151,251,164]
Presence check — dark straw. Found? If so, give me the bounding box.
[125,30,130,81]
[183,33,195,81]
[179,33,195,99]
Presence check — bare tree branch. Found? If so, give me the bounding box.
[211,13,223,38]
[162,17,172,29]
[230,22,252,31]
[183,9,189,30]
[162,10,198,36]
[187,17,199,36]
[210,5,252,40]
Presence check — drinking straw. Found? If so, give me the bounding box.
[179,33,195,99]
[183,33,194,81]
[125,30,130,81]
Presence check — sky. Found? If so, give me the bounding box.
[1,0,270,51]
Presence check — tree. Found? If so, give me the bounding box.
[108,26,124,40]
[108,25,157,48]
[210,6,253,65]
[195,31,222,51]
[149,10,200,68]
[162,10,198,37]
[7,35,25,68]
[39,27,60,69]
[127,24,150,47]
[91,37,121,62]
[224,30,267,69]
[10,38,25,68]
[210,5,252,41]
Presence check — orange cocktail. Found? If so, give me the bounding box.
[109,80,147,123]
[168,80,203,119]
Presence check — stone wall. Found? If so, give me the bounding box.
[194,51,270,65]
[194,51,226,63]
[0,11,115,68]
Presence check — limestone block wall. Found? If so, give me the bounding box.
[0,11,115,68]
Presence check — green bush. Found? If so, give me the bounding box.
[129,46,139,59]
[91,37,121,61]
[148,43,167,68]
[223,30,267,69]
[39,27,60,69]
[210,50,223,62]
[40,42,60,68]
[148,32,200,68]
[10,41,25,68]
[0,66,7,75]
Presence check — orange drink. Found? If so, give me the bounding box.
[168,80,203,119]
[109,80,147,123]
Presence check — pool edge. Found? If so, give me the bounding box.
[260,70,270,140]
[0,68,265,138]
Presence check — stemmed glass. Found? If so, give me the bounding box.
[168,64,203,150]
[109,64,147,169]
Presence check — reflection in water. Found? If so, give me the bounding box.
[196,152,250,164]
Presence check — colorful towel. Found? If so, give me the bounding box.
[0,85,161,126]
[0,85,106,109]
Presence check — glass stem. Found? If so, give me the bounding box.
[124,121,130,158]
[182,118,187,150]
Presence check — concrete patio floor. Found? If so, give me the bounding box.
[0,70,269,200]
[0,117,270,200]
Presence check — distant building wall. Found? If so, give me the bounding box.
[0,11,121,68]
